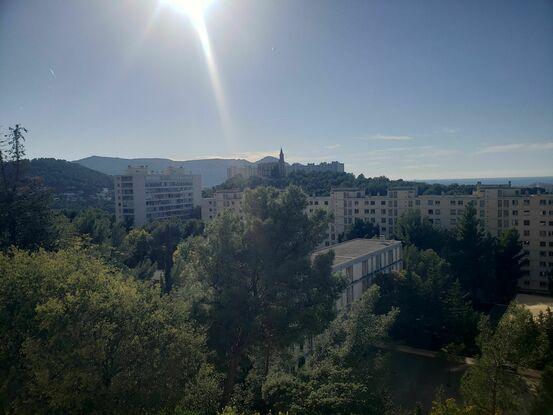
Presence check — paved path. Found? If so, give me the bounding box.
[376,343,542,380]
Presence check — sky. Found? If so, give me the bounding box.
[1,0,552,180]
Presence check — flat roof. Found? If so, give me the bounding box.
[515,293,553,317]
[312,238,400,266]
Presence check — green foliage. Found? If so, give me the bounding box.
[122,228,154,267]
[530,365,553,415]
[176,186,345,407]
[262,286,397,414]
[0,248,219,414]
[22,158,113,211]
[461,305,545,415]
[215,171,475,197]
[73,207,124,246]
[395,209,451,252]
[494,229,525,302]
[342,218,380,241]
[429,396,477,415]
[374,246,479,351]
[451,203,496,302]
[396,204,524,305]
[0,125,61,251]
[147,218,204,292]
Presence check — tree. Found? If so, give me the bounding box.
[395,209,450,253]
[147,217,204,292]
[0,125,59,251]
[461,305,546,415]
[262,286,398,414]
[0,248,219,414]
[122,228,154,268]
[451,203,495,302]
[342,218,380,241]
[530,366,553,415]
[374,246,479,351]
[494,229,524,302]
[176,186,345,407]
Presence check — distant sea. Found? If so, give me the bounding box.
[414,176,553,186]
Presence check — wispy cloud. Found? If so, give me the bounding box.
[437,127,458,135]
[324,144,342,150]
[359,134,414,141]
[476,142,553,155]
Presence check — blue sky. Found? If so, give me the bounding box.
[1,0,552,179]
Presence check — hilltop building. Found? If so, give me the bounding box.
[202,182,553,294]
[114,166,201,227]
[226,149,344,180]
[289,161,345,174]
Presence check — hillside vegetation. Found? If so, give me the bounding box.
[213,171,476,196]
[19,158,113,211]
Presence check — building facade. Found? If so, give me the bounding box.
[203,182,553,294]
[114,166,201,227]
[312,238,403,309]
[289,161,345,174]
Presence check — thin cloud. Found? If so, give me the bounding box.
[324,144,342,150]
[476,142,553,154]
[359,134,414,141]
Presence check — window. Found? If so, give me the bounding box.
[346,266,353,282]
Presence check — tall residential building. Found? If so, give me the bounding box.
[202,182,553,294]
[114,166,201,227]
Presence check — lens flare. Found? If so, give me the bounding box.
[162,0,231,138]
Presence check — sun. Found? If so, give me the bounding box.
[161,0,216,30]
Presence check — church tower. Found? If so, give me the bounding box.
[278,148,286,177]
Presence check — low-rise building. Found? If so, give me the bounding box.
[114,166,201,227]
[312,238,403,309]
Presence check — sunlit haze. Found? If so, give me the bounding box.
[1,0,552,179]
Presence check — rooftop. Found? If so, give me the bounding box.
[312,238,400,266]
[515,293,553,317]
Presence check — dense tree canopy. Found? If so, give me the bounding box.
[175,186,345,407]
[0,248,218,414]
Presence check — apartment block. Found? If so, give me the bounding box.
[114,166,201,227]
[201,189,244,221]
[312,238,403,309]
[202,182,553,294]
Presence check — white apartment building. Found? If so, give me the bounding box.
[203,182,553,294]
[114,166,201,227]
[312,238,403,309]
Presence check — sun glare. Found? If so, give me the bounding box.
[162,0,215,30]
[161,0,232,140]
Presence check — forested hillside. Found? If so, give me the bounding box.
[20,158,113,211]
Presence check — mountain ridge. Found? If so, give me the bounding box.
[74,155,271,187]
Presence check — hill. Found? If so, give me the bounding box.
[21,158,114,211]
[75,156,253,187]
